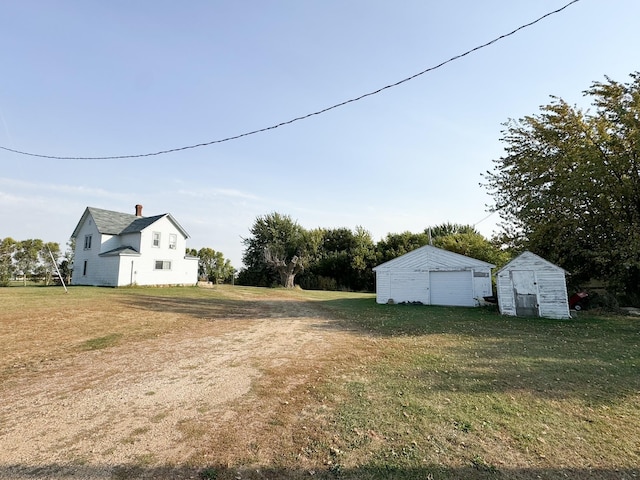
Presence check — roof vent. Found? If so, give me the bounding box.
[135,204,143,217]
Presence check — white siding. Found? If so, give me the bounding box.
[496,252,570,319]
[127,216,197,286]
[101,233,122,254]
[536,270,570,319]
[375,271,391,304]
[375,245,493,272]
[129,256,198,286]
[72,217,117,286]
[373,245,495,307]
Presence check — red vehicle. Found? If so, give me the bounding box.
[569,291,589,310]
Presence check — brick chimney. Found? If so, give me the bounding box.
[135,204,143,217]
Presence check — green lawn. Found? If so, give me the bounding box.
[315,297,640,479]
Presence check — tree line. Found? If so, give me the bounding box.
[237,212,510,291]
[0,238,71,286]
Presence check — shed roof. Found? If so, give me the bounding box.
[71,207,190,239]
[373,244,494,272]
[496,251,568,275]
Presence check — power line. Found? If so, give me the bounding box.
[0,0,581,160]
[473,210,498,227]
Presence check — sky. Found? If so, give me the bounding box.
[1,0,639,269]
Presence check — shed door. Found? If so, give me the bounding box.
[511,270,539,317]
[430,271,474,306]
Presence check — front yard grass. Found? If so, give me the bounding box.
[317,298,640,479]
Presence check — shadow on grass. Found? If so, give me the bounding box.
[119,294,319,322]
[119,292,640,403]
[1,463,638,480]
[319,297,640,404]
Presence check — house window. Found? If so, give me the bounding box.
[152,232,161,247]
[83,260,88,276]
[169,234,177,250]
[154,260,171,270]
[84,235,92,250]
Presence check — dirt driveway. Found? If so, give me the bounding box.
[0,291,360,479]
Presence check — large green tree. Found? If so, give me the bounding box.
[375,231,430,264]
[483,72,640,300]
[197,247,234,284]
[241,212,320,288]
[59,239,75,285]
[426,222,478,240]
[14,239,44,285]
[299,226,377,291]
[433,232,510,268]
[0,237,17,286]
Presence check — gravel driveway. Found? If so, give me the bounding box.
[0,296,346,479]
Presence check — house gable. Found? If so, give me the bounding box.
[373,245,495,272]
[71,206,197,287]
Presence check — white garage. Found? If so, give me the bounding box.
[373,245,494,307]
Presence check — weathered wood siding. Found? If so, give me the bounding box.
[496,251,570,319]
[535,269,570,319]
[496,271,517,316]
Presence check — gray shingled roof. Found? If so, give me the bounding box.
[71,206,190,239]
[87,207,168,235]
[120,214,166,234]
[86,207,141,235]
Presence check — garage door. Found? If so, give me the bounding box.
[389,271,429,304]
[430,271,474,306]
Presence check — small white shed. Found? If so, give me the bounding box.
[496,251,570,319]
[372,245,494,307]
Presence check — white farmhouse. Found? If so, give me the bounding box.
[496,251,570,319]
[71,205,199,287]
[373,245,494,306]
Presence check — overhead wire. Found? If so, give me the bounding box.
[0,0,581,160]
[472,210,498,227]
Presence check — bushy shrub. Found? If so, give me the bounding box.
[588,291,620,312]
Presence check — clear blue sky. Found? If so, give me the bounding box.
[1,1,638,268]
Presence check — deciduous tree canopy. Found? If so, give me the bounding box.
[197,247,234,284]
[239,216,507,291]
[241,212,320,288]
[483,72,640,301]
